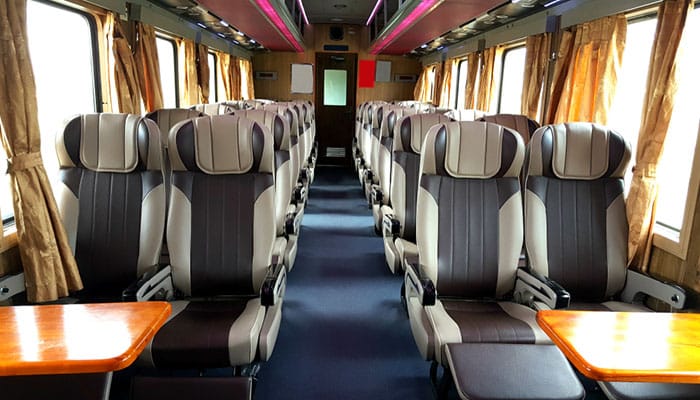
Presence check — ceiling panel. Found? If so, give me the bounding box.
[301,0,377,24]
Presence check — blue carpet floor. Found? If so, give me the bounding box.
[254,165,434,400]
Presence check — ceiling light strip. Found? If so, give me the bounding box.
[368,0,441,54]
[365,0,383,26]
[255,0,304,52]
[297,0,310,25]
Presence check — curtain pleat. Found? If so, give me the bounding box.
[230,56,242,101]
[521,33,551,121]
[627,0,694,271]
[196,43,209,103]
[437,59,456,108]
[463,53,479,109]
[218,52,232,100]
[543,30,575,124]
[179,39,199,106]
[476,47,498,112]
[240,58,255,100]
[551,15,627,124]
[0,0,83,302]
[413,65,430,101]
[110,15,142,114]
[135,22,163,112]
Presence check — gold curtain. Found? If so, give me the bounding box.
[196,43,209,104]
[431,63,443,105]
[134,22,163,112]
[476,47,499,112]
[218,52,232,100]
[413,65,431,102]
[0,0,82,302]
[463,53,479,109]
[438,59,456,108]
[108,14,142,114]
[551,15,627,124]
[627,0,694,270]
[179,39,199,106]
[543,30,575,124]
[521,33,551,121]
[230,56,242,101]
[240,58,255,100]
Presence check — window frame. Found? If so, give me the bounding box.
[155,33,180,108]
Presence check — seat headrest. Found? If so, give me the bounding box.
[57,113,161,172]
[263,104,299,139]
[422,121,525,179]
[395,113,452,154]
[478,114,539,144]
[230,109,290,151]
[527,122,630,180]
[168,115,274,175]
[145,108,204,147]
[444,109,488,122]
[190,103,226,115]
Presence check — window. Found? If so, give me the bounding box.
[449,61,459,108]
[497,46,526,114]
[208,52,218,102]
[455,59,468,109]
[323,69,347,106]
[608,7,700,256]
[156,36,178,108]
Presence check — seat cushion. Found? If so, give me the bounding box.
[427,300,551,363]
[599,381,700,400]
[144,299,265,368]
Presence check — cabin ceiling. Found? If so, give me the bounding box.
[146,0,568,55]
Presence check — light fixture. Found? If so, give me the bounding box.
[543,0,566,7]
[217,32,226,38]
[369,0,441,55]
[233,40,240,44]
[297,0,310,25]
[420,43,428,48]
[255,0,305,52]
[220,20,229,27]
[366,0,383,26]
[250,39,257,44]
[196,22,207,29]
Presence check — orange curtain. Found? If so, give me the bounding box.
[0,0,82,302]
[413,65,431,102]
[108,14,142,114]
[521,33,551,121]
[218,52,232,100]
[550,14,627,124]
[543,30,575,124]
[463,53,479,109]
[476,47,499,112]
[627,0,694,271]
[134,22,163,112]
[437,59,456,108]
[196,43,210,104]
[179,39,199,106]
[240,58,255,100]
[230,56,242,101]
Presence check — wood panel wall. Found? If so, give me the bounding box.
[252,24,420,105]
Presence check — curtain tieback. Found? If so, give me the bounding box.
[631,164,657,179]
[8,152,43,173]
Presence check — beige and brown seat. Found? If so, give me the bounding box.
[444,108,488,121]
[478,113,539,145]
[54,113,167,301]
[381,113,451,273]
[363,104,391,203]
[139,114,285,374]
[190,103,227,115]
[523,122,694,399]
[357,101,386,184]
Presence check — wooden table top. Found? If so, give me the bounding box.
[537,310,700,383]
[0,302,171,376]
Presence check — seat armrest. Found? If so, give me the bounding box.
[371,186,383,205]
[404,257,436,306]
[514,268,570,309]
[122,265,174,302]
[620,269,686,309]
[382,213,401,236]
[363,169,374,183]
[292,185,306,204]
[299,168,309,183]
[261,263,286,306]
[284,212,298,236]
[0,273,25,301]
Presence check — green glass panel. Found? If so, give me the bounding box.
[324,69,347,106]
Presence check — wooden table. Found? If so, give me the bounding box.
[537,310,700,384]
[0,302,171,376]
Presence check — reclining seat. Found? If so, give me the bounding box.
[382,113,450,273]
[139,114,285,374]
[300,102,316,168]
[191,103,226,115]
[54,113,166,301]
[370,107,418,233]
[523,122,695,400]
[358,101,385,183]
[263,104,306,208]
[363,104,390,203]
[404,121,554,364]
[444,109,488,121]
[353,102,368,168]
[145,108,204,183]
[479,114,539,145]
[230,109,301,271]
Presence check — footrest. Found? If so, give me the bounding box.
[132,376,253,400]
[445,343,584,400]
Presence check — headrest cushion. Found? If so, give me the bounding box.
[230,109,289,151]
[396,113,452,154]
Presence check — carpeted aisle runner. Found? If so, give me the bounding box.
[254,165,433,399]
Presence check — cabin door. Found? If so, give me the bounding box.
[314,52,357,166]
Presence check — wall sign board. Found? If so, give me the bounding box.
[291,63,314,94]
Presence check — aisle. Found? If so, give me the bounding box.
[255,166,433,399]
